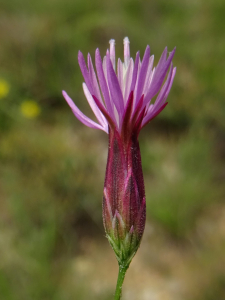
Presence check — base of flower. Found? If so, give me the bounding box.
[106,233,139,267]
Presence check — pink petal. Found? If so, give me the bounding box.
[95,49,115,121]
[129,51,140,97]
[82,83,108,128]
[164,67,176,100]
[117,58,124,95]
[62,90,108,132]
[152,63,174,111]
[87,54,103,104]
[134,45,150,109]
[142,55,154,95]
[124,58,134,104]
[145,47,176,101]
[78,51,93,94]
[106,53,124,120]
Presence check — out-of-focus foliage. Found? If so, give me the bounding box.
[0,0,225,299]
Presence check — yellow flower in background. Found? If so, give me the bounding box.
[20,100,41,119]
[0,79,10,99]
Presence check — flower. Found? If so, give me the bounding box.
[63,37,176,134]
[63,37,176,266]
[20,100,41,119]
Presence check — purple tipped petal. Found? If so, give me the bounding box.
[146,47,176,100]
[92,95,116,130]
[142,48,175,107]
[87,54,103,104]
[117,58,124,95]
[106,53,124,119]
[95,49,115,121]
[82,83,107,128]
[103,55,107,80]
[152,63,174,111]
[78,51,93,94]
[158,46,168,66]
[142,55,154,95]
[164,67,176,100]
[124,58,134,104]
[141,65,174,127]
[62,91,107,132]
[129,51,140,96]
[134,45,150,108]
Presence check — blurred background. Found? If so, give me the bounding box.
[0,0,225,299]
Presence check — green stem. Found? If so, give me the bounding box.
[114,264,129,300]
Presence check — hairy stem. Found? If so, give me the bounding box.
[114,264,129,300]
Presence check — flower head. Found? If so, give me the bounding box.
[63,38,176,266]
[63,37,176,136]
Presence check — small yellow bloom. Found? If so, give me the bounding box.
[0,79,10,98]
[20,100,41,119]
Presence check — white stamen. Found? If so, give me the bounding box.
[109,39,116,70]
[123,37,130,68]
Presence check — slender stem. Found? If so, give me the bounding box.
[114,264,129,300]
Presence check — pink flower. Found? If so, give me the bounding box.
[63,38,176,266]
